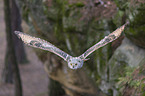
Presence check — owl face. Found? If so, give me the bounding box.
[68,57,84,69]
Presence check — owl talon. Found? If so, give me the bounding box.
[84,58,90,61]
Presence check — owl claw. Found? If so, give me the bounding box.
[84,58,90,61]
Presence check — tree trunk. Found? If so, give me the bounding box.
[2,0,23,96]
[11,0,28,64]
[2,49,13,83]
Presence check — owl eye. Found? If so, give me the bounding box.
[75,64,77,66]
[70,63,72,66]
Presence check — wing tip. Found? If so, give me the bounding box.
[124,21,129,27]
[14,31,21,38]
[14,31,21,34]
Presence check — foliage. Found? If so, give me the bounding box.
[117,67,137,88]
[117,65,145,95]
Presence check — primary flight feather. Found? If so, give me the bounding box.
[15,22,128,69]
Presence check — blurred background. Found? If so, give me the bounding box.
[0,0,145,96]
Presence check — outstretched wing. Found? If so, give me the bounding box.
[15,31,72,61]
[79,22,129,59]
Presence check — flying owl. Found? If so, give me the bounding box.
[15,22,128,69]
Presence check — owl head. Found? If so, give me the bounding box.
[68,57,84,69]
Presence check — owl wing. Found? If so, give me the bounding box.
[15,31,72,61]
[79,22,128,59]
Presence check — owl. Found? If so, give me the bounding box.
[15,22,128,69]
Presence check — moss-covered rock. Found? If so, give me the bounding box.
[108,38,145,95]
[126,6,145,48]
[113,0,145,48]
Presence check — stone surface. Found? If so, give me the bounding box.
[108,38,145,95]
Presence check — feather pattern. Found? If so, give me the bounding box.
[15,22,128,69]
[14,31,72,61]
[79,22,129,59]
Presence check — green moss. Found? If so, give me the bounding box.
[75,2,84,7]
[127,28,137,35]
[126,25,145,48]
[69,2,84,8]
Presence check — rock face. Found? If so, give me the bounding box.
[125,3,145,49]
[126,9,145,48]
[108,38,145,95]
[109,37,145,68]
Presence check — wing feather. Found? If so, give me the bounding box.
[14,31,72,61]
[79,22,129,59]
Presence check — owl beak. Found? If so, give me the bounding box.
[83,58,90,61]
[73,65,74,68]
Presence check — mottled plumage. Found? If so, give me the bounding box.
[15,22,128,69]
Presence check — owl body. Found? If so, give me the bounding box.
[15,22,128,69]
